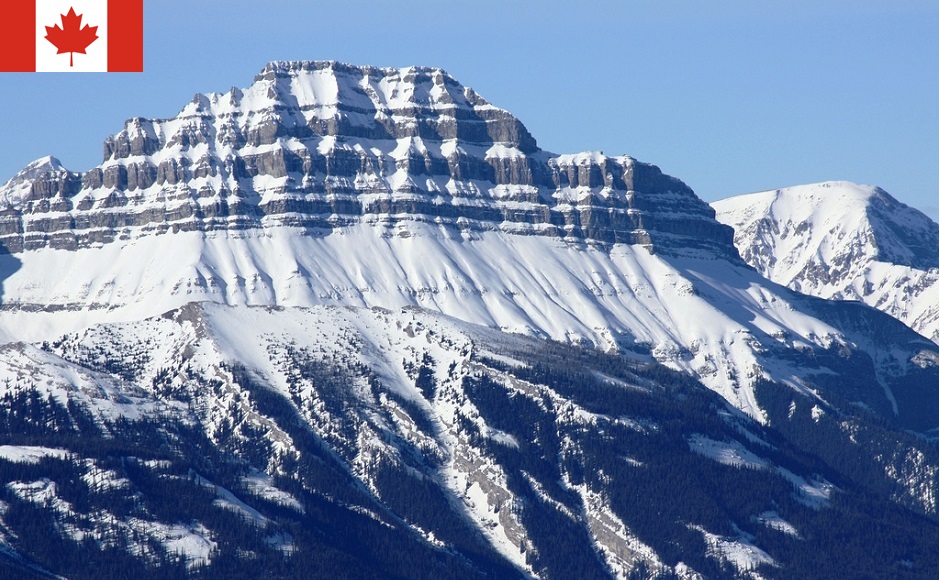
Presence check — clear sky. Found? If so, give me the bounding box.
[1,1,937,216]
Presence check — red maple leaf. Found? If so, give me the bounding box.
[44,7,99,67]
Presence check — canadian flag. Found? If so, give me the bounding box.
[0,0,142,72]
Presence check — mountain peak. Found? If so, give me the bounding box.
[3,155,68,186]
[714,181,939,342]
[1,59,736,260]
[0,155,74,208]
[24,155,65,172]
[257,59,454,79]
[714,181,939,271]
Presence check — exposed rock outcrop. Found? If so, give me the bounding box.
[0,61,737,260]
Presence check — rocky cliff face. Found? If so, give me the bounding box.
[0,61,735,260]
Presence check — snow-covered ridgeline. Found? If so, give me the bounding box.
[713,182,939,343]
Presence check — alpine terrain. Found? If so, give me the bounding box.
[1,61,939,579]
[713,182,939,344]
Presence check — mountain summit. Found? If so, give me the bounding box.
[713,181,939,343]
[0,60,732,258]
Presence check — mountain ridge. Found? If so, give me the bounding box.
[713,181,939,343]
[5,300,939,578]
[0,60,734,261]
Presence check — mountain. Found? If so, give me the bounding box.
[3,62,939,578]
[4,303,939,579]
[2,61,938,429]
[0,61,731,257]
[712,181,939,343]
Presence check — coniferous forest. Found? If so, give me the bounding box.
[2,334,939,579]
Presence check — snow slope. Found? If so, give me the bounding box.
[713,182,939,343]
[2,218,934,426]
[13,300,936,578]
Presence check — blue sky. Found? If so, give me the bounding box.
[1,0,937,216]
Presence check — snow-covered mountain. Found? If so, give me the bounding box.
[0,61,731,258]
[712,181,939,343]
[2,62,938,430]
[6,303,939,578]
[3,62,939,578]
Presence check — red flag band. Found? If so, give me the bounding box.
[1,3,36,72]
[0,1,143,72]
[108,0,143,72]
